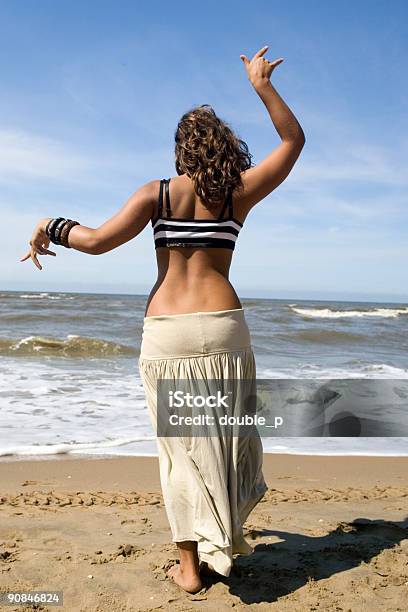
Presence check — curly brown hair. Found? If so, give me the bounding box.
[174,104,253,211]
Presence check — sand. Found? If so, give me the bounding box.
[0,453,407,611]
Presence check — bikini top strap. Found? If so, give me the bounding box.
[157,179,165,218]
[157,178,172,218]
[217,187,233,221]
[164,178,172,218]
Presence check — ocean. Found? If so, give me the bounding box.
[1,290,408,459]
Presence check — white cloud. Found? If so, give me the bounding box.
[293,147,407,186]
[0,129,92,183]
[0,128,169,187]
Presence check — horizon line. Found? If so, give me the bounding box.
[1,288,407,305]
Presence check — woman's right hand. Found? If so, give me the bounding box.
[240,46,284,89]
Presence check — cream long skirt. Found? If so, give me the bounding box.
[138,308,268,577]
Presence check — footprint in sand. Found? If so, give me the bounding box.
[82,544,146,565]
[0,549,16,563]
[120,517,152,535]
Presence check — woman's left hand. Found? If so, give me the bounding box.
[20,218,57,270]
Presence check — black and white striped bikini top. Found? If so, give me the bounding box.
[152,178,243,250]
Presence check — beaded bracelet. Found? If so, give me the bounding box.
[45,218,55,236]
[59,220,80,248]
[46,217,65,244]
[46,217,80,248]
[53,219,68,244]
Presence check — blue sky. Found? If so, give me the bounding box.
[2,0,407,302]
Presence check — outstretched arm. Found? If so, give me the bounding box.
[67,180,155,255]
[239,45,305,211]
[20,180,156,269]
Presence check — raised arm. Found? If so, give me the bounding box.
[238,45,305,212]
[20,180,157,269]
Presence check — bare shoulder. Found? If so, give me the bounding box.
[132,180,160,211]
[140,179,161,199]
[139,176,188,216]
[125,179,160,203]
[118,180,160,224]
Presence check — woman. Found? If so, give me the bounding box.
[21,45,305,593]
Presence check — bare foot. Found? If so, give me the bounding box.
[167,563,202,594]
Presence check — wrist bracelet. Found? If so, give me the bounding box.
[47,217,65,244]
[60,220,80,248]
[53,219,68,244]
[46,217,64,240]
[45,219,54,236]
[45,216,80,247]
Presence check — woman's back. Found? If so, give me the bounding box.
[145,174,245,316]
